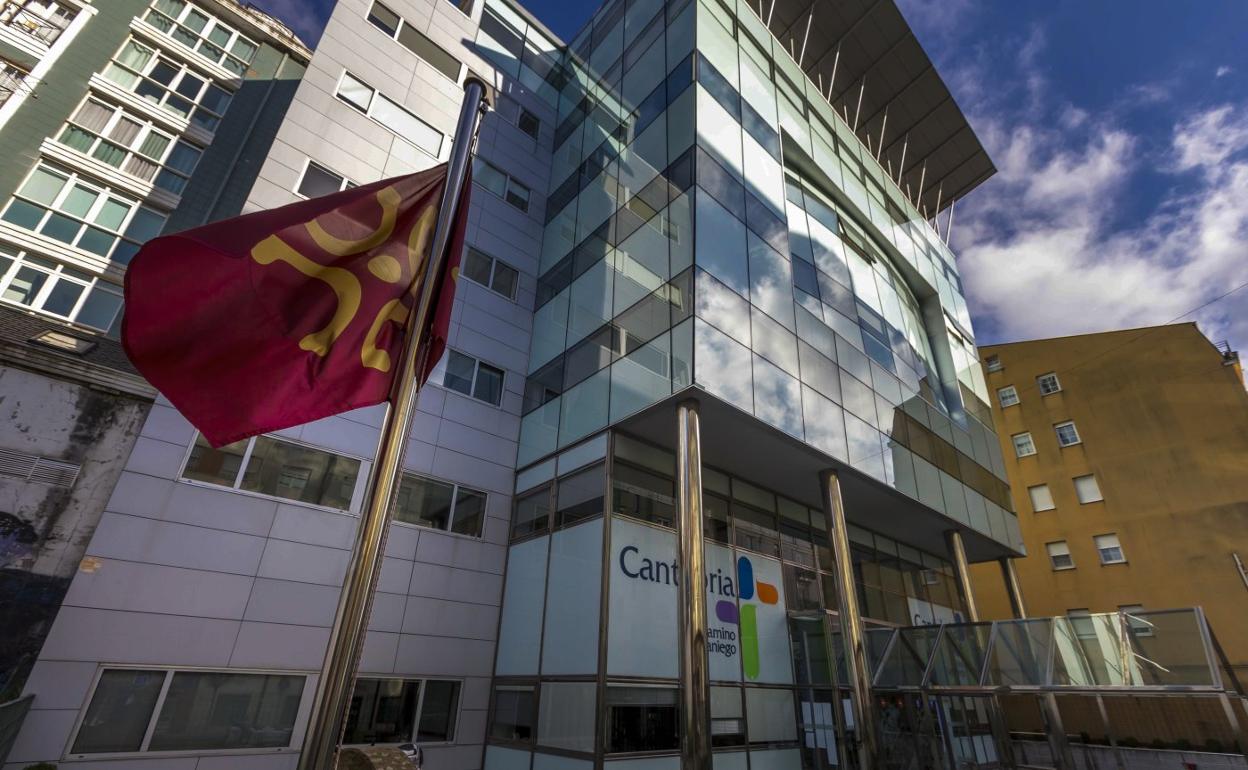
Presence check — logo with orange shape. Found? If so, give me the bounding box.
[716,555,778,680]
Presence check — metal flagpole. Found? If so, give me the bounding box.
[297,77,488,770]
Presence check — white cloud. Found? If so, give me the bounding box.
[1216,65,1233,78]
[944,30,1248,354]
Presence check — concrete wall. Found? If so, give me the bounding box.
[972,323,1248,686]
[0,366,151,700]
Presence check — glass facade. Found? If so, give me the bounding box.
[512,0,1017,550]
[479,0,1021,764]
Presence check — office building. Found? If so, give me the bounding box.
[972,323,1248,693]
[0,0,310,709]
[7,0,1068,767]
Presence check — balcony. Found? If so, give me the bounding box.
[0,58,29,107]
[0,0,75,48]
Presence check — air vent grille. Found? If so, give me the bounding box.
[0,448,81,487]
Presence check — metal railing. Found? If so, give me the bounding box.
[0,694,34,765]
[0,60,29,106]
[0,0,74,46]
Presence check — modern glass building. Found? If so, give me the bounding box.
[478,0,1022,767]
[4,0,1068,767]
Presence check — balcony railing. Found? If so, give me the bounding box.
[0,0,75,47]
[0,60,30,106]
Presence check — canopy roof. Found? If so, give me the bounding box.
[764,0,995,214]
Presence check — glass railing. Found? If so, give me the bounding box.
[854,608,1237,692]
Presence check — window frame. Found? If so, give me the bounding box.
[1054,420,1081,447]
[1094,533,1126,565]
[440,348,506,406]
[1,161,167,264]
[142,0,259,77]
[364,0,463,83]
[1046,540,1074,571]
[984,354,1003,373]
[0,245,124,331]
[179,432,366,513]
[996,385,1019,408]
[461,245,520,300]
[1011,431,1036,458]
[294,158,354,199]
[57,95,203,194]
[1037,371,1061,395]
[101,37,234,132]
[516,104,540,140]
[65,665,312,760]
[472,156,532,213]
[393,470,488,538]
[333,69,444,159]
[1073,473,1103,504]
[342,676,463,747]
[1026,483,1055,512]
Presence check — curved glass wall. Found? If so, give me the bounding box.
[514,0,1017,555]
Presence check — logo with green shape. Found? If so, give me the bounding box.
[715,555,778,680]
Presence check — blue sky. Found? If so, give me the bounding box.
[254,0,1248,353]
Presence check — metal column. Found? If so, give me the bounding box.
[946,530,979,622]
[676,400,712,770]
[1040,693,1076,769]
[999,557,1027,619]
[820,470,878,769]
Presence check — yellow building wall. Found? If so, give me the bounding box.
[969,323,1248,687]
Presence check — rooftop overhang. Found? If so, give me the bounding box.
[617,386,1019,563]
[762,0,995,213]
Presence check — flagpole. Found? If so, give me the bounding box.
[298,77,488,770]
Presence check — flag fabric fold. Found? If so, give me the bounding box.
[123,163,469,447]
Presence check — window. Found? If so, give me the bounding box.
[997,385,1019,408]
[143,0,259,76]
[334,71,443,158]
[512,484,551,539]
[1037,372,1061,395]
[57,97,203,194]
[445,0,474,14]
[472,157,531,212]
[0,246,124,331]
[605,685,678,753]
[296,160,352,198]
[441,349,505,405]
[1119,604,1153,636]
[1094,533,1125,565]
[1,61,30,108]
[1,1,76,46]
[489,685,535,742]
[516,106,540,140]
[102,39,233,132]
[394,472,486,537]
[1046,541,1074,570]
[182,433,361,511]
[343,677,460,745]
[1054,421,1081,447]
[537,682,595,752]
[1066,609,1095,639]
[462,246,519,299]
[71,669,303,755]
[984,354,1003,372]
[1027,484,1055,512]
[365,0,462,82]
[1,162,166,265]
[1011,432,1036,458]
[555,463,604,527]
[1073,474,1103,504]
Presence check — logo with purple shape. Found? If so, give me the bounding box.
[716,555,779,680]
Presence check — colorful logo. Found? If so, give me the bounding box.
[715,556,778,680]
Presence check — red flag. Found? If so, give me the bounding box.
[123,164,469,447]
